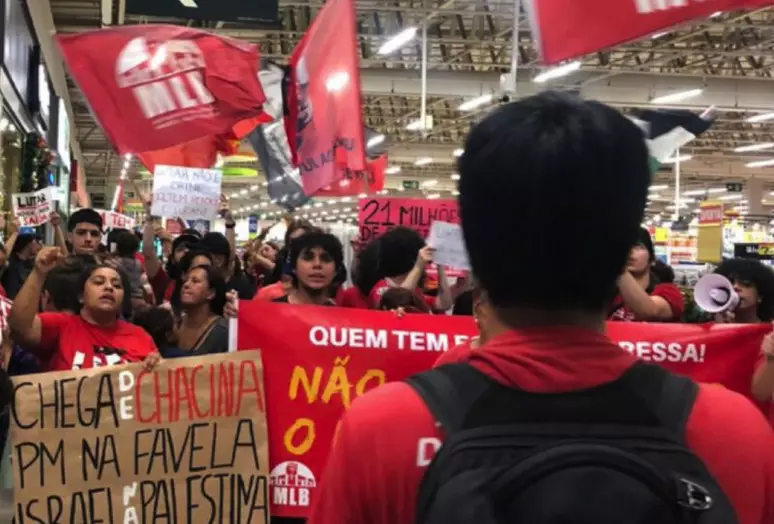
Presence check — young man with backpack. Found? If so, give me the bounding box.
[308,92,774,524]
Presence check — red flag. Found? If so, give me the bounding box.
[315,154,386,197]
[57,25,267,154]
[285,0,366,196]
[527,0,774,64]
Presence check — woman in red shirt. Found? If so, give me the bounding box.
[8,247,159,371]
[610,227,684,322]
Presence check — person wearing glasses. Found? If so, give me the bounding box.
[66,209,104,257]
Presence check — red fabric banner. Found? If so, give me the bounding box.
[527,0,774,64]
[237,302,769,518]
[315,154,387,197]
[57,25,266,154]
[285,0,367,196]
[358,197,459,243]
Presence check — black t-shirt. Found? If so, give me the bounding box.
[228,272,257,300]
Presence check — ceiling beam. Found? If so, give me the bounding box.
[359,68,774,112]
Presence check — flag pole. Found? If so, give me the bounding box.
[420,20,428,139]
[674,147,681,222]
[508,0,521,95]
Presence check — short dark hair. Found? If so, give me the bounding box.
[68,208,103,232]
[715,258,774,321]
[114,231,140,258]
[289,231,346,287]
[199,232,231,260]
[43,259,87,312]
[458,91,650,311]
[134,307,176,349]
[354,227,425,296]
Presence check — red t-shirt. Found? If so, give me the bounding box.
[336,286,370,309]
[609,282,685,321]
[34,312,157,371]
[368,279,436,310]
[309,329,774,524]
[255,281,287,302]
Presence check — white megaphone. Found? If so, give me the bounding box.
[694,274,739,314]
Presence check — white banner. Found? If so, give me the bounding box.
[12,187,54,227]
[427,220,470,271]
[151,165,222,220]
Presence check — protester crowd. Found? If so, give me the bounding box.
[0,92,772,523]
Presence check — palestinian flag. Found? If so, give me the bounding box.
[629,108,716,173]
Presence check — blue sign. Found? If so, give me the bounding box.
[248,215,258,235]
[19,227,35,235]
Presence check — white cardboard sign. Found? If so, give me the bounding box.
[12,187,54,227]
[151,165,222,220]
[427,220,470,271]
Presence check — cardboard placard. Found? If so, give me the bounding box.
[9,352,269,523]
[151,165,222,220]
[12,188,54,227]
[357,197,459,242]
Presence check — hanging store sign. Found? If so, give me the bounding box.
[125,0,280,25]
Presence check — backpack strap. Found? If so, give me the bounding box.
[405,363,494,435]
[619,362,698,440]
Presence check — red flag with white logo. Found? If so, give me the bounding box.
[526,0,774,64]
[285,0,367,196]
[57,25,267,154]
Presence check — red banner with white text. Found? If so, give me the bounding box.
[526,0,774,64]
[237,302,769,518]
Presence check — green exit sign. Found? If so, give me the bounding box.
[402,180,420,190]
[726,182,743,192]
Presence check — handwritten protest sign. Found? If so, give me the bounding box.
[9,352,269,524]
[237,302,770,519]
[151,165,222,220]
[12,188,54,227]
[358,197,459,242]
[93,209,136,230]
[427,221,470,270]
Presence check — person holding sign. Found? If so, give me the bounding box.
[354,227,453,312]
[8,247,159,371]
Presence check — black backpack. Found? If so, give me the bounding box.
[406,361,738,524]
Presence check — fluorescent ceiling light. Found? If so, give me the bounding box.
[414,157,433,166]
[649,184,669,191]
[124,154,132,160]
[533,61,581,83]
[367,134,385,149]
[650,88,703,105]
[325,72,349,92]
[450,173,460,181]
[651,32,668,39]
[385,166,401,175]
[734,142,774,152]
[682,187,726,196]
[358,193,367,198]
[422,179,438,187]
[746,112,774,123]
[662,154,693,163]
[406,119,424,131]
[458,93,493,112]
[718,194,744,201]
[378,27,417,55]
[453,148,464,157]
[452,190,460,196]
[746,159,774,168]
[426,193,441,199]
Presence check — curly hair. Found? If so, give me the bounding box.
[715,258,774,321]
[354,227,425,296]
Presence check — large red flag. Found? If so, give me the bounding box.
[315,154,387,197]
[527,0,774,64]
[57,25,267,154]
[285,0,366,196]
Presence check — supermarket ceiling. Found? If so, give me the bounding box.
[48,0,774,217]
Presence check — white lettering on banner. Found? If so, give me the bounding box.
[416,438,442,467]
[617,341,707,363]
[12,187,54,227]
[308,326,471,352]
[91,209,136,230]
[150,165,222,220]
[133,71,214,120]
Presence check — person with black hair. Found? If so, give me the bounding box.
[256,224,320,301]
[1,233,41,299]
[8,247,158,371]
[273,231,345,306]
[354,227,453,311]
[713,258,774,324]
[66,208,103,256]
[133,307,181,358]
[174,264,229,355]
[309,92,774,524]
[169,250,214,312]
[610,227,684,321]
[113,230,147,311]
[199,232,257,300]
